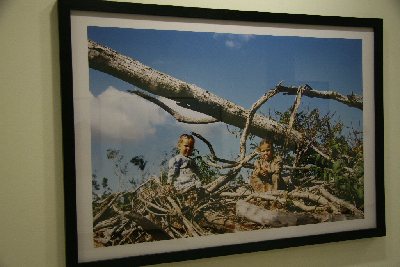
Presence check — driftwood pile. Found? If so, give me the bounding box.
[92,178,364,247]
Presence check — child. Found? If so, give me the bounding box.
[250,139,282,192]
[167,134,202,191]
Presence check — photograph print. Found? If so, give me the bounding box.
[67,8,379,264]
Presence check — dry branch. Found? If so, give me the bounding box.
[204,151,258,193]
[319,187,364,217]
[291,200,321,212]
[92,180,364,247]
[88,40,356,163]
[288,86,305,131]
[239,86,282,160]
[88,40,363,147]
[88,40,302,145]
[236,200,297,227]
[126,212,172,240]
[221,190,287,205]
[277,84,363,110]
[191,131,251,168]
[203,211,236,232]
[88,40,365,246]
[93,192,123,225]
[128,90,218,124]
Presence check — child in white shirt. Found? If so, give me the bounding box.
[167,134,202,191]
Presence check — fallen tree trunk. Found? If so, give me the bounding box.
[236,200,298,227]
[88,40,302,145]
[88,40,363,145]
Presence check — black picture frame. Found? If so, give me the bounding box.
[58,0,385,266]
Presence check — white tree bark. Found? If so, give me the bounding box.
[88,40,303,145]
[88,39,363,158]
[236,200,298,227]
[278,84,363,110]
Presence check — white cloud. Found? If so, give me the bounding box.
[213,33,255,49]
[225,40,237,48]
[240,34,255,42]
[91,87,167,141]
[90,87,225,143]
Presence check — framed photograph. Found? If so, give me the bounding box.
[58,0,385,266]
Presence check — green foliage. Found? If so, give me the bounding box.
[275,107,364,207]
[192,149,220,184]
[92,174,100,191]
[94,149,148,193]
[92,173,100,201]
[101,177,112,197]
[159,147,221,185]
[91,172,112,203]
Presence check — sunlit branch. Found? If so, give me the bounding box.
[128,90,219,124]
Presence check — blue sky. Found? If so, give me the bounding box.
[87,26,363,192]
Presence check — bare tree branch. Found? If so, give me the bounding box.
[191,131,254,169]
[88,40,361,161]
[88,40,302,145]
[288,85,305,131]
[278,84,362,110]
[128,89,219,124]
[93,192,123,226]
[239,85,282,160]
[126,212,172,240]
[319,187,364,217]
[205,151,258,193]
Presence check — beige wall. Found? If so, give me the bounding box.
[0,0,399,266]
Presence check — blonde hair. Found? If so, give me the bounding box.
[177,134,195,147]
